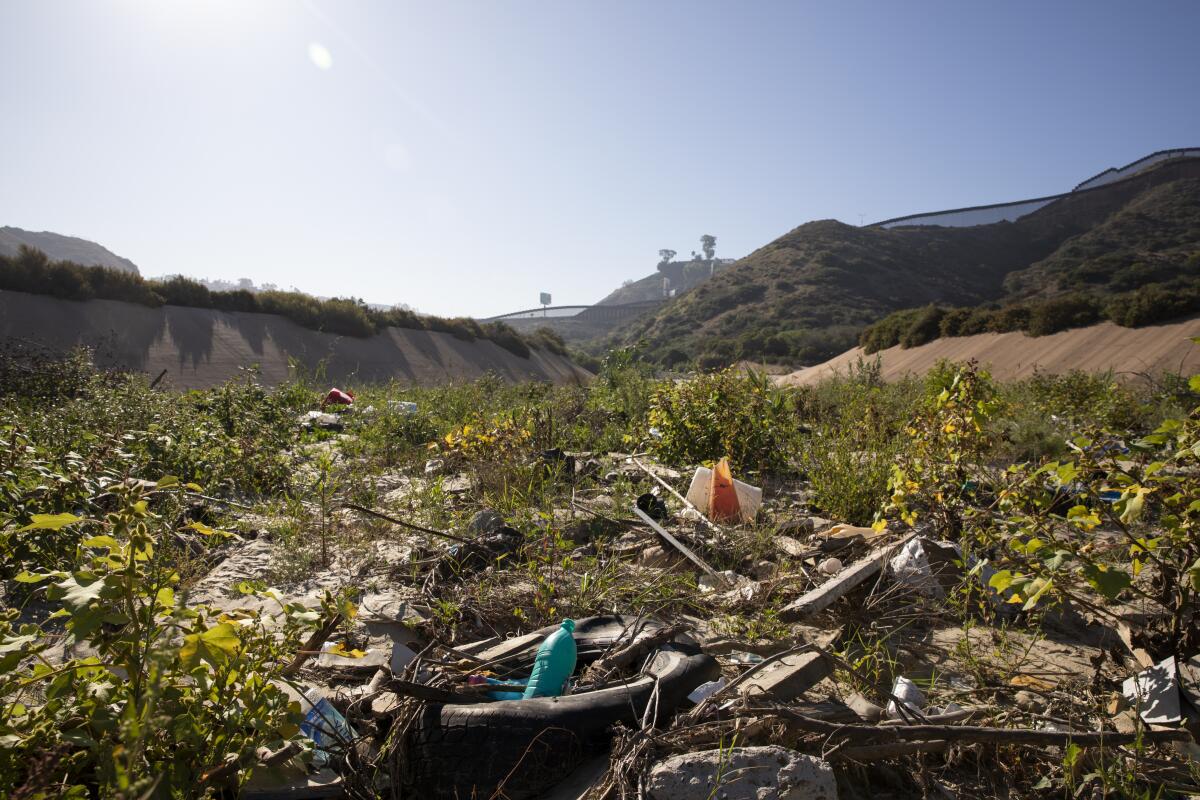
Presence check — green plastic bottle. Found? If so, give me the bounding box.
[522,618,577,699]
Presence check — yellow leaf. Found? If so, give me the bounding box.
[19,513,82,532]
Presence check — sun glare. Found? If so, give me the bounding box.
[308,42,333,70]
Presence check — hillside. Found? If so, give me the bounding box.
[0,290,590,389]
[0,226,140,274]
[616,156,1200,366]
[778,315,1200,385]
[596,258,733,305]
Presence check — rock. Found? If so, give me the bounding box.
[750,560,779,580]
[590,494,616,510]
[1015,690,1044,712]
[846,693,885,722]
[423,458,444,475]
[817,557,842,575]
[647,746,836,800]
[775,535,809,558]
[776,517,815,537]
[639,545,682,569]
[468,509,505,537]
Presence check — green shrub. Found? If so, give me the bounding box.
[899,305,945,348]
[1026,294,1102,336]
[1106,283,1200,327]
[647,368,798,474]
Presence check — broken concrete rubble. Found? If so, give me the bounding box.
[646,746,837,800]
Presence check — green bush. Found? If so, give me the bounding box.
[1025,294,1102,336]
[899,305,945,348]
[647,368,798,474]
[1106,283,1200,327]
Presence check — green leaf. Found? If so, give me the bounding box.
[1188,559,1200,592]
[1022,578,1053,611]
[1119,486,1151,524]
[82,535,120,550]
[180,623,241,669]
[156,587,176,610]
[988,570,1014,592]
[53,575,107,609]
[1190,375,1200,392]
[156,475,180,488]
[1083,564,1132,600]
[13,571,50,583]
[19,513,82,532]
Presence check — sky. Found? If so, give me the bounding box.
[2,1,1198,317]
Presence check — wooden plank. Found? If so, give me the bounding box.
[633,506,729,587]
[778,533,915,622]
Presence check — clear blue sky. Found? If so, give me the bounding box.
[2,1,1197,317]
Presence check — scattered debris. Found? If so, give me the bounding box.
[779,532,917,621]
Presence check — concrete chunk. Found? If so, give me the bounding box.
[648,745,836,800]
[740,651,831,702]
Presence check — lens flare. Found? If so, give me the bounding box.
[308,42,333,70]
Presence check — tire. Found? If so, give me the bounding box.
[405,646,719,799]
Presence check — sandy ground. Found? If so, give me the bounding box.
[778,316,1200,386]
[0,290,591,389]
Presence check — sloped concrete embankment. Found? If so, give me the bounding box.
[0,290,591,389]
[779,316,1200,386]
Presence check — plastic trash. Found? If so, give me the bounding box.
[728,651,765,665]
[636,492,670,522]
[885,676,927,719]
[322,388,354,407]
[300,688,356,769]
[708,458,741,523]
[522,618,577,699]
[685,464,762,524]
[469,674,529,701]
[1122,656,1183,724]
[389,400,419,414]
[687,677,727,704]
[888,537,962,598]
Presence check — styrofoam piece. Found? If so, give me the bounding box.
[684,467,762,523]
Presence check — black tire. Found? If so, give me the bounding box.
[405,647,719,799]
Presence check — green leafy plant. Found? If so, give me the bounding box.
[1,485,323,798]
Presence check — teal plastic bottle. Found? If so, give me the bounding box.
[522,618,577,699]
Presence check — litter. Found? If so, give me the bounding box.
[888,537,963,598]
[322,388,354,407]
[886,676,928,719]
[687,677,727,704]
[684,462,762,524]
[300,688,357,769]
[1123,656,1183,725]
[523,618,577,699]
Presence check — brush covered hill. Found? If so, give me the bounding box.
[0,226,140,274]
[615,156,1200,367]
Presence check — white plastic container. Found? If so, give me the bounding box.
[684,467,762,523]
